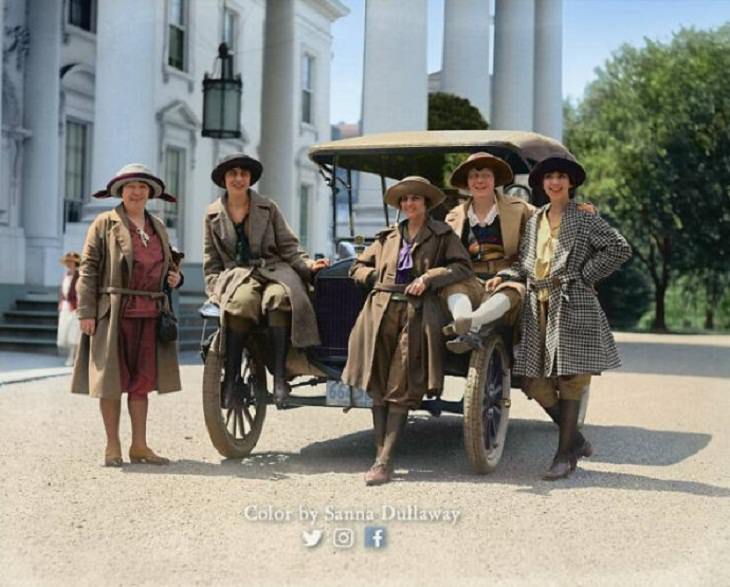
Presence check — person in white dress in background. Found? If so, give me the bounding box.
[57,252,82,366]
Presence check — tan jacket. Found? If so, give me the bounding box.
[71,205,181,398]
[445,192,534,298]
[342,219,472,396]
[203,190,320,348]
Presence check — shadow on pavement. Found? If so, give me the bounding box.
[123,415,728,498]
[615,340,730,378]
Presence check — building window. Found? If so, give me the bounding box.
[301,54,315,124]
[64,120,89,226]
[299,184,311,249]
[223,6,238,54]
[163,147,185,229]
[68,0,96,32]
[168,0,188,71]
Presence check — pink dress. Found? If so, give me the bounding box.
[118,216,164,398]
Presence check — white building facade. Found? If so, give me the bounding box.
[1,0,347,302]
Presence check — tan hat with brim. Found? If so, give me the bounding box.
[384,176,445,210]
[60,251,81,266]
[91,163,177,202]
[449,151,514,189]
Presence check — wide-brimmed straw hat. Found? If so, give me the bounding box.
[60,251,81,266]
[528,155,586,191]
[92,163,176,202]
[211,153,263,188]
[449,152,514,190]
[384,176,445,210]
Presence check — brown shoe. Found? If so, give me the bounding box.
[104,447,123,468]
[129,447,170,465]
[364,461,391,486]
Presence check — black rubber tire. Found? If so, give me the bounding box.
[463,333,512,474]
[202,330,267,458]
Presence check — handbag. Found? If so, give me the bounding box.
[157,283,178,343]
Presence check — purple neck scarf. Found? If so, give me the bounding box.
[396,239,414,284]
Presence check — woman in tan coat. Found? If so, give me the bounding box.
[203,153,328,409]
[71,164,183,467]
[342,176,473,485]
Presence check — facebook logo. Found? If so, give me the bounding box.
[364,526,387,549]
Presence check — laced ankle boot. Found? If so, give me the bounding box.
[365,410,407,486]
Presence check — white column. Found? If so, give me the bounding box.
[441,0,491,122]
[90,0,158,203]
[358,0,428,235]
[22,0,63,286]
[533,0,563,139]
[259,1,297,221]
[492,0,535,131]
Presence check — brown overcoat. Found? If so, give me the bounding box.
[71,205,182,398]
[203,189,320,348]
[444,192,534,300]
[341,219,472,397]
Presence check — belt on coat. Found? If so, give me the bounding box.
[373,283,415,304]
[99,286,165,299]
[237,258,267,269]
[527,272,582,302]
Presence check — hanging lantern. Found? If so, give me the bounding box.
[202,43,242,139]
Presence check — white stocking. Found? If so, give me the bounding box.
[469,292,511,331]
[447,293,473,334]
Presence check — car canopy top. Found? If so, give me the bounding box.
[308,129,573,179]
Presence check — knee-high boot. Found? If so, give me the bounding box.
[542,403,593,465]
[270,326,291,408]
[365,409,408,486]
[543,399,580,480]
[223,328,247,409]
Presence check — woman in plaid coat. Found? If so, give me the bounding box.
[488,155,631,480]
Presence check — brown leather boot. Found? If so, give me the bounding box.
[543,399,580,480]
[365,410,407,486]
[222,328,247,409]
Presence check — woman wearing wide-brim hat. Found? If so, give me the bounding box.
[342,176,473,485]
[203,153,329,409]
[57,251,82,366]
[71,163,183,467]
[492,154,631,479]
[440,152,535,352]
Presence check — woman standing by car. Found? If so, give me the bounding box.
[342,176,473,486]
[203,153,329,409]
[489,155,631,480]
[71,164,183,467]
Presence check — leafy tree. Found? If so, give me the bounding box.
[565,26,730,331]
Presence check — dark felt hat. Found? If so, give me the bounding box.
[211,153,263,188]
[92,163,176,202]
[528,155,586,190]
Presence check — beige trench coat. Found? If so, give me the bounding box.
[203,190,320,348]
[71,205,181,398]
[444,192,534,299]
[342,219,473,397]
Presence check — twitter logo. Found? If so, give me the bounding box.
[302,528,324,548]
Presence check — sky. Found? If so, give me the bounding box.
[329,0,730,124]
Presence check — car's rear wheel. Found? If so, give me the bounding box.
[202,330,267,458]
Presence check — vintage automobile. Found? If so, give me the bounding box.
[199,130,589,474]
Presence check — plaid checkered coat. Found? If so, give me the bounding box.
[498,201,631,377]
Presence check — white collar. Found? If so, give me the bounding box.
[468,202,499,227]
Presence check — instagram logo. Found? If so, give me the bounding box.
[332,528,355,548]
[364,526,387,549]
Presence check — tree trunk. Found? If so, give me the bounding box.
[704,308,714,330]
[653,284,667,332]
